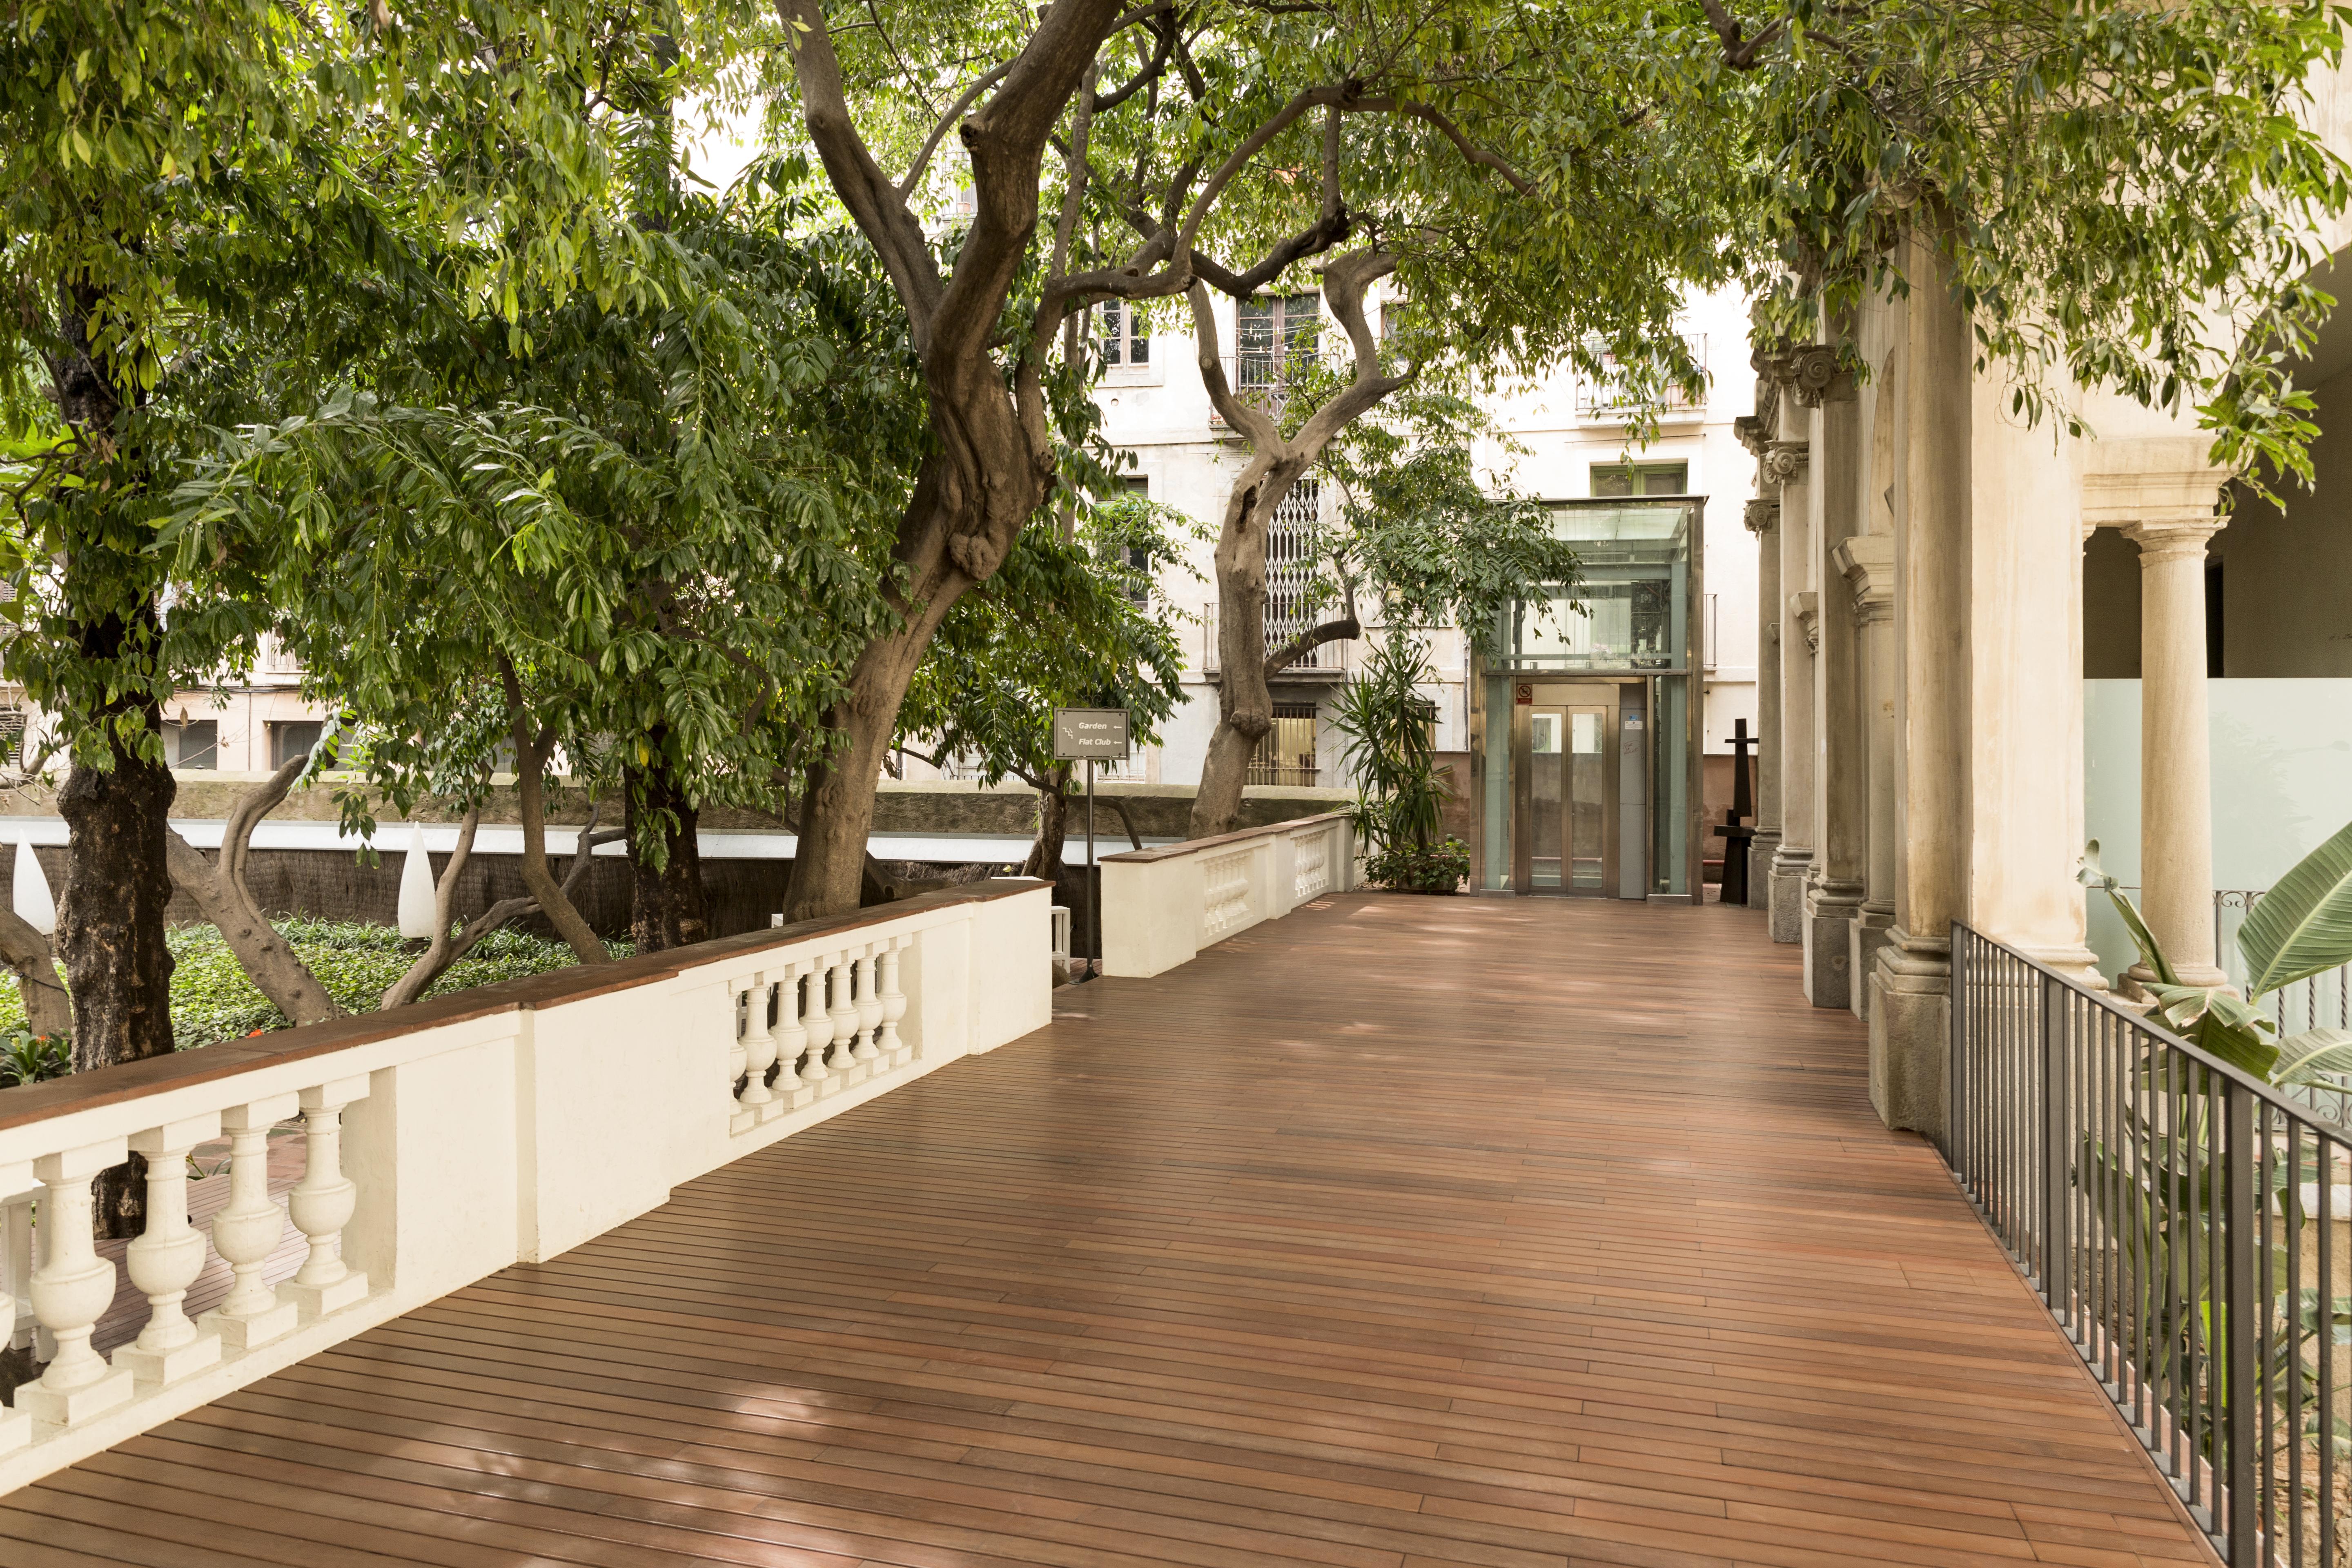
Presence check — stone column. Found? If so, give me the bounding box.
[1837,535,1896,1020]
[1964,416,2103,988]
[1869,234,1969,1137]
[1795,347,1865,1008]
[1743,492,1783,891]
[1766,411,1815,943]
[2122,507,2230,987]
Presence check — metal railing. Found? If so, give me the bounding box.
[1949,922,2352,1566]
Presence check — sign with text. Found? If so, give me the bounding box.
[1052,708,1131,761]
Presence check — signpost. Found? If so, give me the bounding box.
[1052,708,1131,981]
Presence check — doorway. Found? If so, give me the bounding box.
[1512,682,1650,898]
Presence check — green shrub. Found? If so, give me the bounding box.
[1362,837,1471,895]
[0,919,632,1052]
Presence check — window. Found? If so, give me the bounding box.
[1099,299,1149,367]
[1589,461,1687,499]
[165,720,218,770]
[1264,479,1340,670]
[1250,705,1320,787]
[269,719,324,770]
[0,709,24,769]
[1237,293,1319,392]
[1109,476,1152,607]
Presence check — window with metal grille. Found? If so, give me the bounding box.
[1249,705,1319,787]
[1236,293,1318,394]
[0,708,24,769]
[1264,479,1336,670]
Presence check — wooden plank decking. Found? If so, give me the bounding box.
[0,893,2210,1568]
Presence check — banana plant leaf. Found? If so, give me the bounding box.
[2148,982,2282,1079]
[2240,817,2352,1000]
[2274,1027,2352,1088]
[2081,839,2179,987]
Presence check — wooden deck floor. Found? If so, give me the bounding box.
[1,893,2211,1568]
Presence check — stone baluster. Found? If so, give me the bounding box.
[2,1189,31,1354]
[283,1078,372,1320]
[828,950,864,1086]
[771,959,814,1109]
[852,944,884,1067]
[0,1169,29,1452]
[878,936,910,1066]
[21,1137,136,1425]
[199,1092,302,1350]
[115,1114,225,1388]
[801,956,837,1094]
[727,982,752,1114]
[735,974,779,1132]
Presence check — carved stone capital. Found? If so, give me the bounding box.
[1763,439,1809,486]
[1743,497,1780,536]
[1734,413,1771,457]
[1786,344,1856,407]
[1831,534,1894,624]
[2123,515,2226,565]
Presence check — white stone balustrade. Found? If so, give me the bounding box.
[115,1114,223,1388]
[0,879,1049,1494]
[1100,812,1355,979]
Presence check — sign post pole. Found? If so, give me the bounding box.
[1051,707,1131,986]
[1085,759,1097,982]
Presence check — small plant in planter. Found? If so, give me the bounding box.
[1334,633,1463,895]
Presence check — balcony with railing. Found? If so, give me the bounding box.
[1575,332,1709,422]
[0,880,2220,1565]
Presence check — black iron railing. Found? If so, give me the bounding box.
[1949,922,2351,1567]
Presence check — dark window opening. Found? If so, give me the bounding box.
[1590,461,1688,499]
[1250,705,1320,788]
[270,719,324,771]
[166,720,218,770]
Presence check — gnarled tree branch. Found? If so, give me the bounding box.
[164,751,343,1027]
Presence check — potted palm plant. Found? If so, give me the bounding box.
[1332,633,1469,893]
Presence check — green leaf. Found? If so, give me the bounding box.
[2082,840,2178,985]
[2239,817,2352,999]
[2273,1027,2352,1087]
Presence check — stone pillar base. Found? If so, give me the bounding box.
[1849,903,1895,1022]
[1869,929,1950,1137]
[1743,830,1782,909]
[1802,880,1866,1010]
[1766,848,1812,944]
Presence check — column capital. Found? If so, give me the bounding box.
[1786,343,1858,407]
[1743,497,1780,535]
[1763,439,1809,485]
[1734,412,1773,457]
[1790,589,1820,652]
[2121,514,2226,564]
[1831,534,1894,623]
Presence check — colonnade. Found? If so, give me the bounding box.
[1740,248,2232,1136]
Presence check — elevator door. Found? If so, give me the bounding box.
[1515,686,1622,896]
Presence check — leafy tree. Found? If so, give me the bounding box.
[1715,0,2352,490]
[0,0,660,1102]
[897,490,1190,878]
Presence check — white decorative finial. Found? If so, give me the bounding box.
[396,824,437,940]
[14,840,55,936]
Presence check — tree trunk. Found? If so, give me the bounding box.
[625,755,708,952]
[1188,477,1283,840]
[782,620,945,922]
[58,725,176,1238]
[1020,765,1072,880]
[500,662,611,965]
[0,909,72,1041]
[163,753,342,1027]
[381,808,481,1010]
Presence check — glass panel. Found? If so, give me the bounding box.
[1481,677,1512,891]
[1654,676,1688,895]
[1568,706,1607,892]
[1528,706,1564,889]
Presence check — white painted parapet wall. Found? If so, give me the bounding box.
[0,879,1051,1493]
[1099,812,1354,978]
